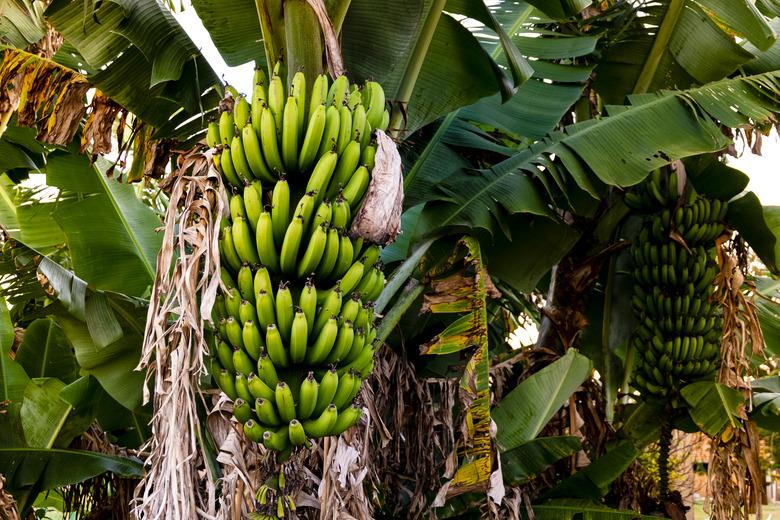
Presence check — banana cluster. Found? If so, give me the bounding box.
[247,470,297,519]
[625,170,726,397]
[207,66,389,452]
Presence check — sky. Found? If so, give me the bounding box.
[173,6,780,207]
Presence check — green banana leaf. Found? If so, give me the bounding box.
[545,440,639,500]
[45,152,161,297]
[190,0,268,67]
[0,0,45,47]
[493,349,592,452]
[20,377,92,449]
[724,193,780,274]
[750,376,780,431]
[0,447,143,508]
[502,436,582,485]
[44,0,221,135]
[0,297,29,447]
[14,318,78,383]
[595,0,774,103]
[681,381,744,436]
[531,498,663,519]
[417,71,780,240]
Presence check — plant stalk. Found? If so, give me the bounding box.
[633,0,685,94]
[324,0,352,36]
[377,278,425,342]
[374,237,435,314]
[388,0,447,138]
[284,0,324,87]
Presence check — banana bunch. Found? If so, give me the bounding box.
[626,169,727,398]
[247,470,297,519]
[207,67,389,452]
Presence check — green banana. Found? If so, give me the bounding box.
[314,368,339,416]
[280,215,305,275]
[299,104,327,172]
[275,282,294,342]
[281,96,300,173]
[266,323,290,368]
[256,211,280,273]
[298,372,318,420]
[303,404,338,438]
[275,382,297,423]
[255,397,281,426]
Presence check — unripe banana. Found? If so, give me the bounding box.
[275,381,296,422]
[255,397,281,426]
[289,309,309,363]
[220,146,243,188]
[305,150,339,203]
[314,368,339,416]
[317,105,341,158]
[291,71,306,133]
[306,315,339,364]
[326,320,354,363]
[207,120,220,148]
[242,320,263,360]
[332,371,357,409]
[343,165,370,210]
[298,372,318,420]
[251,69,268,130]
[220,228,242,272]
[235,95,251,129]
[293,191,317,226]
[225,316,244,349]
[230,134,252,184]
[361,144,376,170]
[326,140,362,200]
[233,398,253,423]
[303,404,338,438]
[288,419,308,446]
[314,286,342,334]
[360,120,372,150]
[216,338,235,372]
[298,104,327,172]
[262,425,290,451]
[309,74,328,122]
[351,104,367,143]
[327,75,349,107]
[336,104,353,154]
[219,110,234,146]
[266,323,290,368]
[239,299,257,325]
[256,289,277,331]
[244,419,265,443]
[280,215,305,275]
[340,293,361,323]
[311,201,333,233]
[299,280,317,335]
[331,197,350,229]
[275,282,294,342]
[260,106,285,174]
[281,96,300,172]
[220,267,236,291]
[317,227,341,279]
[256,353,279,387]
[224,287,242,321]
[338,260,365,296]
[242,123,276,183]
[233,346,254,376]
[248,373,276,401]
[256,211,280,273]
[232,217,261,264]
[355,267,379,299]
[215,367,238,400]
[271,178,291,247]
[332,233,355,279]
[297,223,328,278]
[367,269,386,301]
[268,74,285,139]
[364,81,386,130]
[330,403,362,435]
[235,372,253,402]
[347,87,362,110]
[344,328,366,363]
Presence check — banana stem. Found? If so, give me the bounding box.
[388,0,447,139]
[376,278,425,342]
[658,420,672,501]
[284,0,324,87]
[633,0,685,95]
[255,0,277,71]
[325,0,352,36]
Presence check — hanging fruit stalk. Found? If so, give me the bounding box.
[207,70,397,455]
[624,168,728,499]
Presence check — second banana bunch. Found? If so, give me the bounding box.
[625,169,727,398]
[207,66,389,454]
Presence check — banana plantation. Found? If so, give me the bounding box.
[5,0,780,518]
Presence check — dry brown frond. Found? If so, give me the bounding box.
[132,148,225,520]
[706,241,765,520]
[0,474,20,520]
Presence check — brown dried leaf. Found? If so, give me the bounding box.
[350,130,403,245]
[305,0,345,77]
[0,475,19,520]
[81,91,124,155]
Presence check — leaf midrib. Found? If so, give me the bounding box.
[93,164,156,283]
